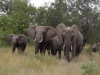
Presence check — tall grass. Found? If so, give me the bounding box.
[0,45,100,75]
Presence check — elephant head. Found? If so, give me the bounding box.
[27,25,56,43]
[6,34,15,43]
[56,23,78,61]
[7,34,27,44]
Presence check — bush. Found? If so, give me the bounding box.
[81,62,100,75]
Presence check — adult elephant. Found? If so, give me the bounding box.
[7,34,27,53]
[56,23,83,62]
[27,25,56,54]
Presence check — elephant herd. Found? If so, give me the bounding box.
[6,23,84,62]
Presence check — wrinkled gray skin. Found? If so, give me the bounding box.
[7,34,27,53]
[27,25,56,54]
[47,37,62,58]
[56,23,83,62]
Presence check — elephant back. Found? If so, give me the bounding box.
[18,34,27,44]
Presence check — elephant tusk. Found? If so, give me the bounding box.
[39,39,43,42]
[70,45,72,51]
[63,44,65,49]
[34,39,36,42]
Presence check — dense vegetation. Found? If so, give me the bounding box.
[0,0,100,46]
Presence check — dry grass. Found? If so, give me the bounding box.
[0,45,100,75]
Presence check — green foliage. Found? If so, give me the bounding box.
[0,0,36,46]
[46,0,68,27]
[81,62,100,75]
[35,7,48,25]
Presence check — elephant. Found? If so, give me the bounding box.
[27,25,56,54]
[6,34,27,53]
[97,42,100,51]
[47,37,62,58]
[91,44,97,52]
[91,42,100,53]
[56,23,83,62]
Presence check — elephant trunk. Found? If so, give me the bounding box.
[34,34,43,43]
[64,39,71,62]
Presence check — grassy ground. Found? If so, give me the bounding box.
[0,45,100,75]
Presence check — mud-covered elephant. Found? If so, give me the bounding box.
[47,37,62,57]
[56,23,83,62]
[7,34,27,53]
[27,25,56,54]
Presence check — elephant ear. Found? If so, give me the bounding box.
[18,34,27,44]
[6,34,15,43]
[71,24,78,43]
[56,23,66,44]
[27,25,37,40]
[44,26,56,42]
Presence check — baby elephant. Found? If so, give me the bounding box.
[47,37,62,58]
[7,34,27,53]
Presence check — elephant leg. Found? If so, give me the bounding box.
[64,46,70,62]
[75,48,79,57]
[51,48,55,55]
[58,49,61,59]
[42,44,47,55]
[71,43,76,59]
[63,47,66,56]
[18,47,20,53]
[39,42,47,55]
[19,46,26,53]
[12,44,16,53]
[22,45,26,52]
[54,50,57,55]
[47,49,50,56]
[77,46,83,56]
[40,45,43,54]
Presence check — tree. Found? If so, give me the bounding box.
[35,6,48,26]
[0,0,36,46]
[75,0,100,44]
[46,0,68,27]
